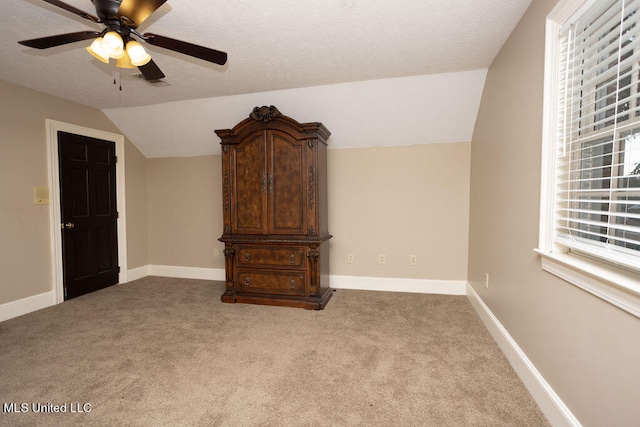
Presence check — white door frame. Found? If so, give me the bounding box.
[46,119,128,304]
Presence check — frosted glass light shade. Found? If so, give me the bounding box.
[126,40,151,66]
[116,52,136,69]
[102,31,124,59]
[85,38,109,63]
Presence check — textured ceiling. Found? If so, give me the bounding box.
[1,0,532,110]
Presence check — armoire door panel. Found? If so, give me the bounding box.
[268,132,306,234]
[232,133,267,234]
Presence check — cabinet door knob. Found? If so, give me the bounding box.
[289,279,297,289]
[244,277,251,287]
[288,254,296,264]
[244,252,251,262]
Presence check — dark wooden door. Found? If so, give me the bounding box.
[58,131,119,300]
[231,131,267,234]
[268,130,307,235]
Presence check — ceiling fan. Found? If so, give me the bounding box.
[18,0,228,81]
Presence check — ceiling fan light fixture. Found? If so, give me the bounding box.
[126,40,151,66]
[85,37,110,63]
[102,31,124,59]
[116,52,136,69]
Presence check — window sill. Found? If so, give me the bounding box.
[534,249,640,319]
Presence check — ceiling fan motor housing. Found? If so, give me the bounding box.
[92,0,122,21]
[92,0,136,40]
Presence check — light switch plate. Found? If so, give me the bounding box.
[34,187,50,205]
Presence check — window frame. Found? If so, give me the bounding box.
[539,0,640,318]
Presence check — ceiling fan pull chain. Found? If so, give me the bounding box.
[111,66,123,92]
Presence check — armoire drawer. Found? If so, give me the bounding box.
[236,245,305,269]
[236,270,306,295]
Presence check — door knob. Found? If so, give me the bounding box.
[65,222,75,229]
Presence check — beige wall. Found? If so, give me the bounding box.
[468,0,640,425]
[0,80,148,304]
[328,144,470,280]
[125,142,149,270]
[147,156,223,268]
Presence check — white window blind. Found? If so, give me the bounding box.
[555,0,640,271]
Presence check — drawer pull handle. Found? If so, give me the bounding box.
[288,254,296,264]
[289,279,297,289]
[244,277,251,287]
[244,253,251,262]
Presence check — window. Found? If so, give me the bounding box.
[540,0,640,318]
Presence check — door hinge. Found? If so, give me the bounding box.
[116,212,119,219]
[115,155,118,163]
[64,287,67,298]
[118,266,121,273]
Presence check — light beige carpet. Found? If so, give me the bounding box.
[0,277,549,426]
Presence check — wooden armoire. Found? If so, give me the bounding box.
[216,106,332,309]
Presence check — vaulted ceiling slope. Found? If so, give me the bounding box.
[103,70,488,157]
[2,0,532,110]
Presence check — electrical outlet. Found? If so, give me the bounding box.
[378,254,386,265]
[410,255,417,266]
[484,273,489,289]
[214,249,220,258]
[347,253,354,264]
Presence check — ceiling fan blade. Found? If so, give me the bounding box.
[117,0,167,27]
[143,33,228,65]
[18,31,102,49]
[138,59,166,81]
[40,0,99,23]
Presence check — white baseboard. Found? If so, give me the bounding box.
[147,265,226,281]
[0,291,56,322]
[465,283,581,427]
[127,265,225,282]
[330,275,467,295]
[127,268,468,296]
[127,265,151,282]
